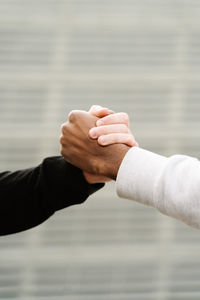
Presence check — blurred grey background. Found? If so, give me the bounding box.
[0,0,200,299]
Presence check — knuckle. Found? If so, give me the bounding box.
[127,134,135,144]
[68,111,75,123]
[68,110,78,123]
[121,112,129,123]
[59,135,65,146]
[60,123,66,133]
[121,124,129,132]
[127,136,132,143]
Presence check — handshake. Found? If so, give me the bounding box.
[60,105,138,184]
[60,105,200,230]
[0,104,139,236]
[1,104,198,236]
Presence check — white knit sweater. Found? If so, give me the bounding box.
[116,147,200,229]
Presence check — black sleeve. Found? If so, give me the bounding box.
[0,156,104,236]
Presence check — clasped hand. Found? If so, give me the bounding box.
[60,105,138,183]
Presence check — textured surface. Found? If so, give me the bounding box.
[0,0,200,299]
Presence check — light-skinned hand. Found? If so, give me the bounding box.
[84,105,138,183]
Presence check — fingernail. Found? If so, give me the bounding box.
[89,129,97,138]
[99,136,106,145]
[96,120,103,126]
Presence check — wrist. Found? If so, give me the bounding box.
[83,171,111,184]
[101,145,130,180]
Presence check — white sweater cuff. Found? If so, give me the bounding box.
[116,147,167,207]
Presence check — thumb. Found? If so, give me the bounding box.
[89,105,114,118]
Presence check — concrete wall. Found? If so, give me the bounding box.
[0,1,200,299]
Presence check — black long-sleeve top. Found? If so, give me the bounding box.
[0,156,104,236]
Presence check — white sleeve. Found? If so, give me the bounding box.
[116,147,200,229]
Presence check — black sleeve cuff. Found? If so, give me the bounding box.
[41,157,104,212]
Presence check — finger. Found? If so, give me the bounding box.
[67,110,98,126]
[88,105,103,113]
[89,124,129,139]
[96,112,129,127]
[89,105,114,118]
[68,110,86,123]
[98,133,137,147]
